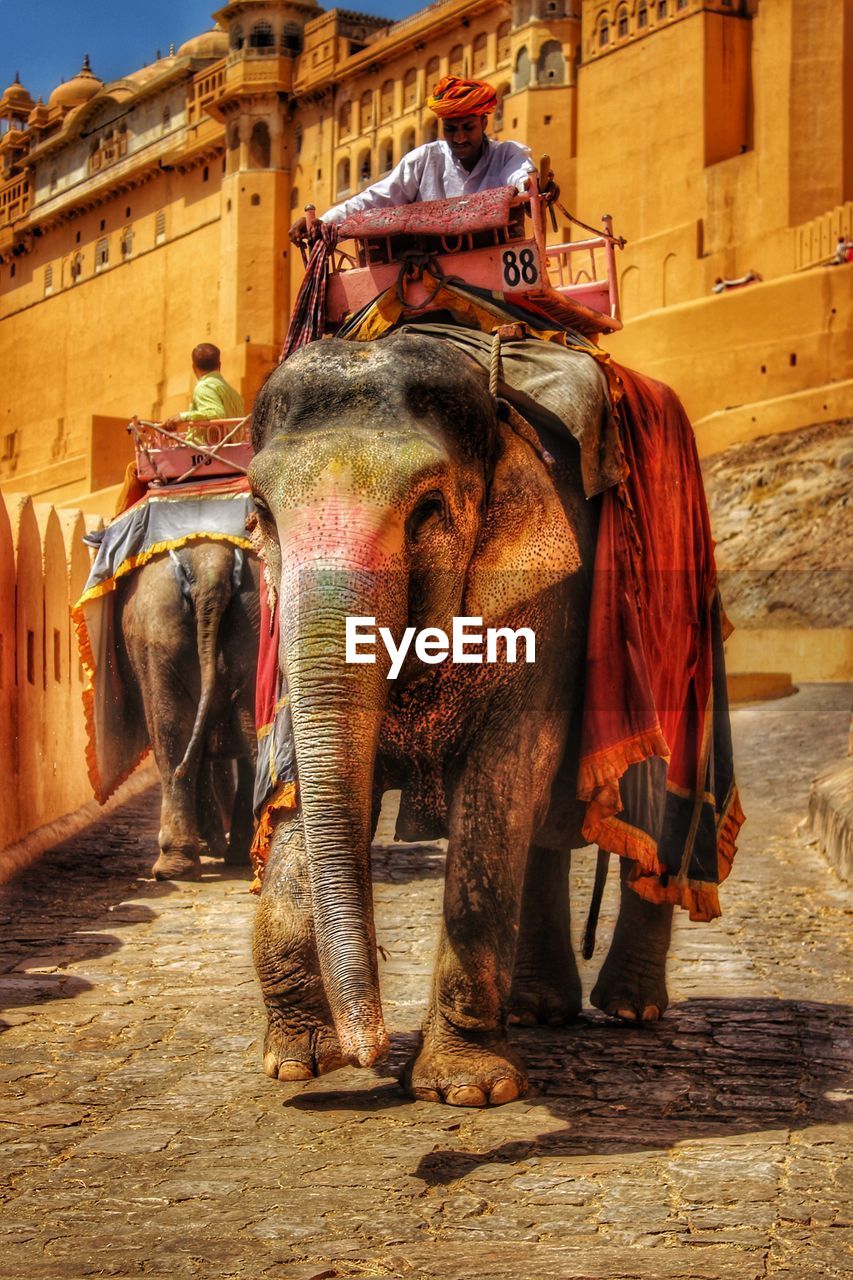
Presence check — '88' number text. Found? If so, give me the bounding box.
[501,248,538,288]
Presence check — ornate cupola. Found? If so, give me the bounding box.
[0,73,35,134]
[47,55,103,115]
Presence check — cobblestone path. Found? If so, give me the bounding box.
[1,684,851,1279]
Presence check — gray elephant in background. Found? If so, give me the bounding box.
[116,541,260,880]
[247,333,673,1108]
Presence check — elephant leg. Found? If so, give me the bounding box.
[151,708,203,881]
[225,757,254,867]
[591,858,673,1022]
[509,846,581,1026]
[197,761,229,859]
[403,728,560,1108]
[253,814,343,1080]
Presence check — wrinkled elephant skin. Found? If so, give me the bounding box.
[117,541,260,880]
[249,335,673,1105]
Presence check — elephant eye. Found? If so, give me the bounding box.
[408,491,447,541]
[252,494,274,522]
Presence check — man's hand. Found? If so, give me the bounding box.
[540,176,561,206]
[161,416,182,431]
[288,215,323,246]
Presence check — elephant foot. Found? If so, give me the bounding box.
[402,1021,528,1107]
[509,960,581,1027]
[262,1010,345,1082]
[152,850,202,881]
[223,839,250,868]
[591,951,668,1024]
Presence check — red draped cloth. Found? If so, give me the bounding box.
[579,365,744,920]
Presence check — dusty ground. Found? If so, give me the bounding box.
[702,419,853,629]
[1,683,851,1280]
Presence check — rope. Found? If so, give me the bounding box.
[489,329,502,399]
[555,201,627,248]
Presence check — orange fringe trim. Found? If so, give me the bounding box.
[584,783,746,922]
[249,779,300,893]
[577,726,671,805]
[74,532,254,610]
[71,595,150,803]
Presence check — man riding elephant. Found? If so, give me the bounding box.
[288,75,540,246]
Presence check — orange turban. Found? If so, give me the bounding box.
[426,75,498,118]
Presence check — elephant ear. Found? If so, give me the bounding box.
[463,403,581,623]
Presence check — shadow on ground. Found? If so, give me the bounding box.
[285,996,852,1180]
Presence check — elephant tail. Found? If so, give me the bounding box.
[174,546,244,783]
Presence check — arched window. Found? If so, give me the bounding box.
[513,46,531,91]
[335,157,351,197]
[423,117,438,143]
[358,149,371,185]
[120,226,133,259]
[617,6,629,37]
[155,210,166,244]
[449,44,464,76]
[162,105,171,133]
[249,120,270,168]
[537,40,566,84]
[638,4,649,28]
[360,90,374,130]
[426,55,440,84]
[249,21,274,49]
[338,101,351,139]
[70,252,83,283]
[379,137,393,173]
[597,16,610,47]
[282,23,302,54]
[497,20,511,64]
[403,68,418,109]
[380,79,394,120]
[401,127,416,155]
[658,0,668,15]
[294,123,303,155]
[290,185,300,210]
[231,24,244,51]
[473,33,488,75]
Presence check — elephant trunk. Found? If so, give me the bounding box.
[281,536,404,1068]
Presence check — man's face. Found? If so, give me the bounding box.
[442,115,486,166]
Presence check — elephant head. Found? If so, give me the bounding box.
[249,334,580,1067]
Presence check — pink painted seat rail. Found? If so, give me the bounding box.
[338,185,517,239]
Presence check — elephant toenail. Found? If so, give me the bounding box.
[276,1060,313,1081]
[446,1085,488,1107]
[616,1005,637,1022]
[489,1078,521,1105]
[412,1087,442,1103]
[508,1011,536,1026]
[263,1052,281,1078]
[642,1004,661,1022]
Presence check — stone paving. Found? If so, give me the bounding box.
[1,683,851,1280]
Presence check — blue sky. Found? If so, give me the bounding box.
[2,0,425,104]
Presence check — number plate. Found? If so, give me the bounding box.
[501,246,540,290]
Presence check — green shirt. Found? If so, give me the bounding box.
[179,371,245,424]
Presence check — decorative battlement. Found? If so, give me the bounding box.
[584,0,752,62]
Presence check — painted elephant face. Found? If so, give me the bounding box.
[250,335,496,664]
[247,335,499,1067]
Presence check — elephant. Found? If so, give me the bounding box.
[116,541,260,881]
[248,333,674,1107]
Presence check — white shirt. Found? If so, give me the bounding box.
[321,138,535,226]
